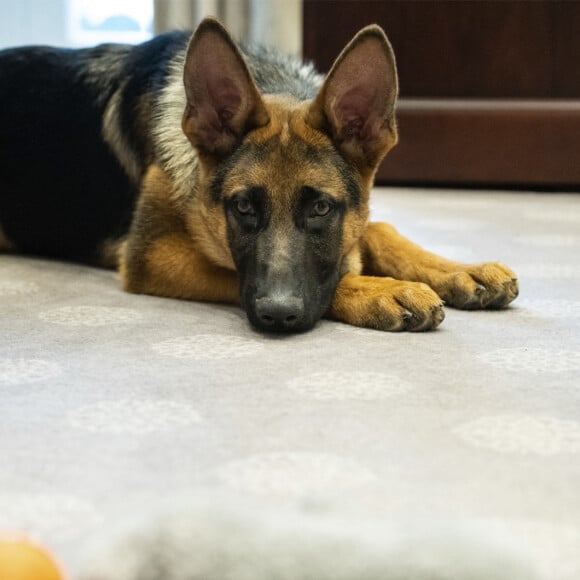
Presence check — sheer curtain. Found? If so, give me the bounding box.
[0,0,67,49]
[154,0,302,55]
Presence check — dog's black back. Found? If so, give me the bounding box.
[2,44,132,262]
[0,33,194,263]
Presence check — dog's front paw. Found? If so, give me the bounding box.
[330,275,445,331]
[436,262,519,310]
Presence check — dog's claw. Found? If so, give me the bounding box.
[406,302,445,332]
[431,303,446,328]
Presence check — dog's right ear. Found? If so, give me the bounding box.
[306,25,398,174]
[182,18,269,157]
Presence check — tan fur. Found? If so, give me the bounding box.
[222,97,355,203]
[211,95,370,269]
[360,222,519,310]
[329,224,517,330]
[140,234,238,302]
[261,99,374,270]
[330,274,445,332]
[120,166,238,303]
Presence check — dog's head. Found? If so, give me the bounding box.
[182,18,398,332]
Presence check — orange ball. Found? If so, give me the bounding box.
[0,535,63,580]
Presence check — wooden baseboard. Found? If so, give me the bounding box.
[377,99,580,188]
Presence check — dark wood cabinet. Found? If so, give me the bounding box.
[304,0,580,188]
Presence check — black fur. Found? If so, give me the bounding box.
[0,45,136,262]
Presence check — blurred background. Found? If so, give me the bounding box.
[0,0,301,54]
[1,0,579,189]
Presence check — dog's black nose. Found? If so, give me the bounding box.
[254,296,305,330]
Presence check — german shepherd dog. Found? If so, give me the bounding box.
[0,18,518,332]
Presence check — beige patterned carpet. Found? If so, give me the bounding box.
[1,187,579,579]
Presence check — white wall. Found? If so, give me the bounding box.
[0,0,301,53]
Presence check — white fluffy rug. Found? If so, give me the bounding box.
[74,495,539,580]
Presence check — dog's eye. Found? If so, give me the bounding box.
[311,200,332,217]
[235,198,255,216]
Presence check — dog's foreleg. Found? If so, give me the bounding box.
[120,166,239,304]
[360,222,518,310]
[120,233,239,303]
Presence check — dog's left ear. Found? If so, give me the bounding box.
[182,17,270,157]
[306,25,398,171]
